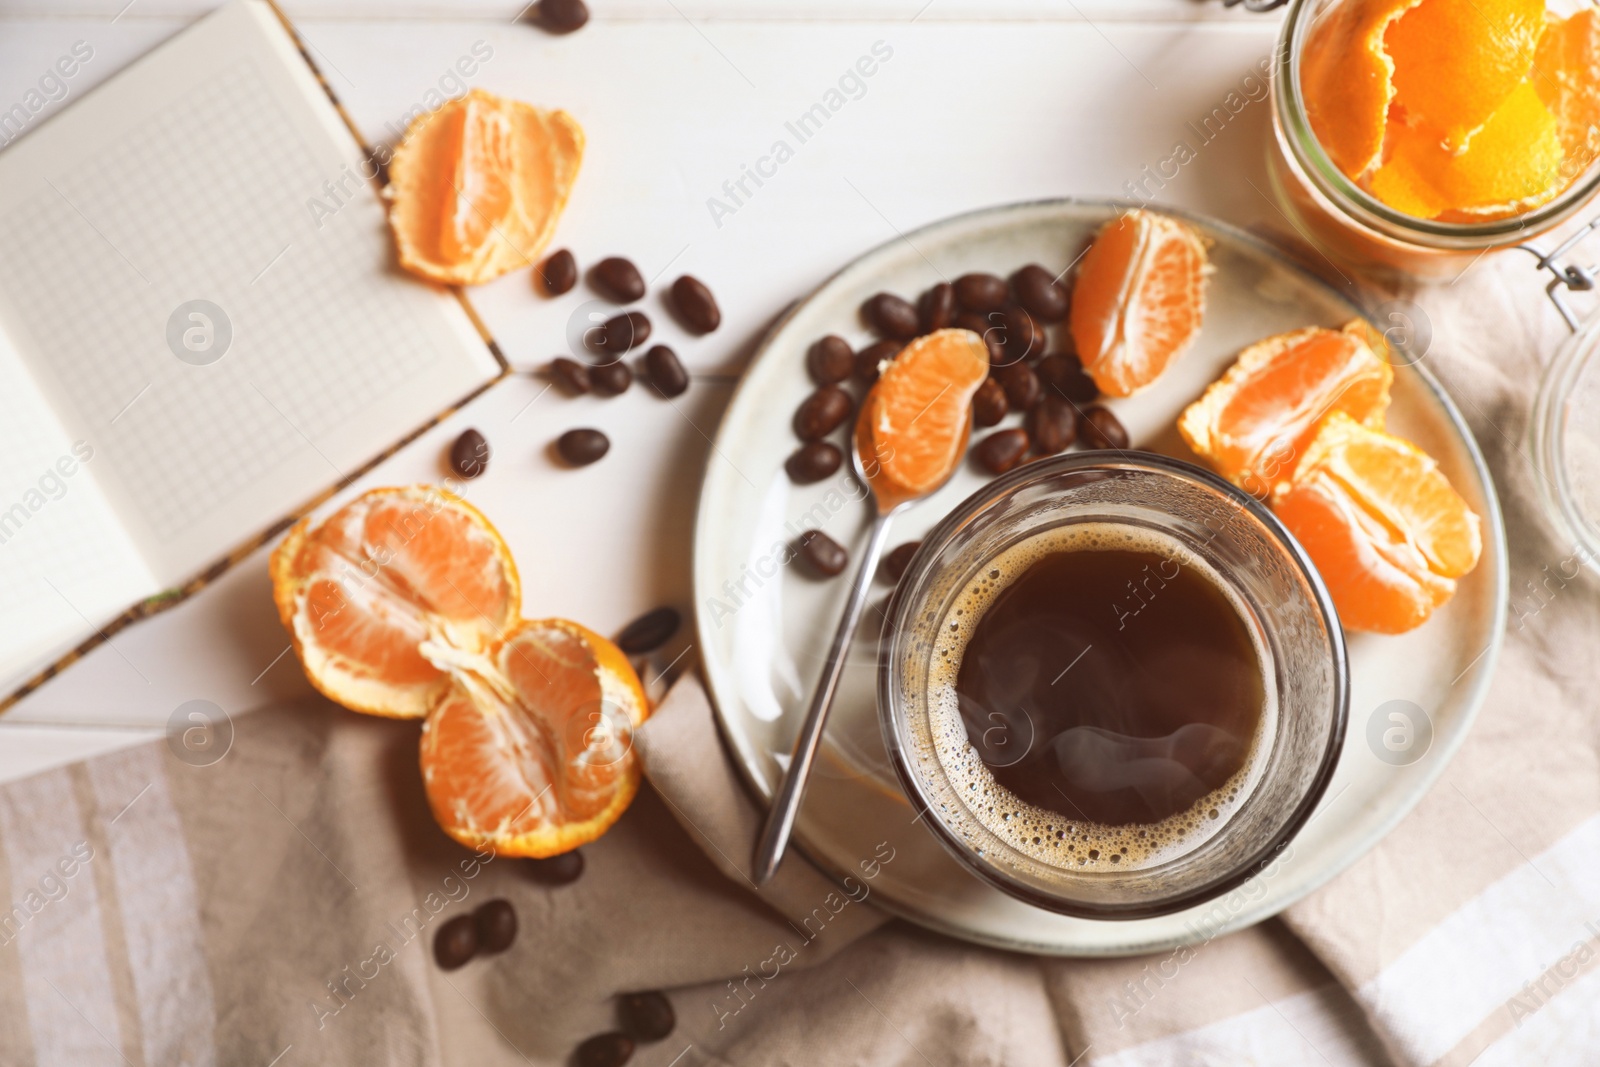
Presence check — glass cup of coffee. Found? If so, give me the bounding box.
[879,452,1347,920]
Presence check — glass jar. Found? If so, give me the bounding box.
[1268,0,1600,282]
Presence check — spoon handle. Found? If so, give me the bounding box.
[752,509,897,885]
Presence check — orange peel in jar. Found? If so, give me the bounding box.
[1301,0,1425,180]
[1532,8,1600,172]
[387,88,584,286]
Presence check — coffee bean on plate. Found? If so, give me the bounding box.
[449,429,490,479]
[643,345,688,398]
[556,428,610,466]
[537,248,577,295]
[593,311,651,354]
[882,540,921,584]
[1027,395,1077,455]
[972,377,1009,427]
[954,272,1009,313]
[807,335,854,385]
[1003,305,1046,361]
[861,292,920,339]
[786,441,842,483]
[797,529,848,577]
[618,991,676,1041]
[997,361,1042,411]
[975,428,1030,474]
[590,359,633,396]
[793,385,852,441]
[533,0,590,33]
[1080,405,1130,450]
[433,914,477,970]
[853,340,901,384]
[919,282,955,334]
[548,357,591,396]
[1010,264,1069,322]
[528,849,585,884]
[590,256,645,302]
[953,310,1006,364]
[575,1032,634,1067]
[473,899,518,955]
[617,607,681,654]
[670,275,721,334]
[1036,353,1099,403]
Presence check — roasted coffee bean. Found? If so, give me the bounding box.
[997,361,1042,411]
[1036,353,1099,403]
[1080,405,1130,450]
[449,429,490,479]
[670,275,721,334]
[861,292,920,339]
[533,0,590,33]
[1010,264,1069,322]
[954,272,1009,313]
[591,256,645,302]
[433,915,477,970]
[954,310,1007,364]
[1027,395,1077,455]
[473,899,518,955]
[919,282,955,334]
[793,385,852,441]
[786,441,842,483]
[972,377,1009,427]
[1003,305,1046,361]
[590,359,633,396]
[548,357,591,396]
[556,428,610,466]
[537,248,577,295]
[528,849,585,884]
[617,607,681,654]
[797,529,848,577]
[575,1032,635,1067]
[974,428,1031,474]
[643,345,689,398]
[618,991,677,1042]
[592,311,651,354]
[807,335,854,384]
[853,340,901,384]
[882,540,921,583]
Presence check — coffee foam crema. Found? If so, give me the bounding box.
[926,522,1276,873]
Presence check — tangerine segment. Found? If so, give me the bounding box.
[858,328,989,501]
[270,486,521,719]
[1386,0,1546,152]
[1069,210,1211,398]
[388,88,584,286]
[1301,0,1425,179]
[419,619,649,858]
[1272,412,1481,633]
[1533,9,1600,170]
[1371,79,1565,219]
[1178,322,1393,496]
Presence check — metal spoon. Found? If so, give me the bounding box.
[751,414,969,884]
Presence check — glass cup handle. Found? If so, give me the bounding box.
[1518,213,1600,333]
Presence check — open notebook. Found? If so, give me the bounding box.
[0,1,506,704]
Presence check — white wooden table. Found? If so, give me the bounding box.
[0,0,1292,783]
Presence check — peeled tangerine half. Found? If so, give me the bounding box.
[1271,413,1481,634]
[1069,210,1212,398]
[271,487,648,856]
[388,88,584,286]
[1179,321,1393,496]
[857,328,990,503]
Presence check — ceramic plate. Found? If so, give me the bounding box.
[692,199,1507,956]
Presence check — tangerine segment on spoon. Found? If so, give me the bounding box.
[388,88,584,286]
[1272,412,1481,634]
[1178,321,1393,496]
[1069,210,1211,398]
[856,327,990,506]
[1301,0,1425,181]
[420,618,648,858]
[270,486,521,719]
